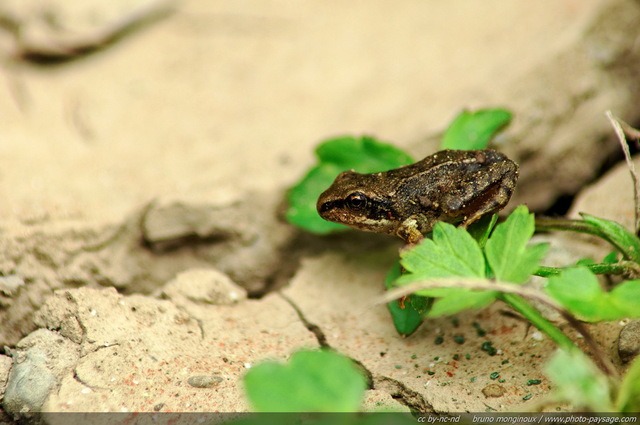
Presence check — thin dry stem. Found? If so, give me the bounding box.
[605,110,640,235]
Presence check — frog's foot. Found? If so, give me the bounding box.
[396,217,425,244]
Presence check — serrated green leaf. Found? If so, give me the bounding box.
[286,136,413,234]
[485,205,548,284]
[544,349,613,411]
[467,213,498,248]
[441,108,512,150]
[394,222,495,317]
[398,222,486,281]
[580,213,640,263]
[427,290,497,317]
[244,350,366,412]
[545,267,640,322]
[617,354,640,412]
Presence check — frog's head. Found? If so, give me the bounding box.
[316,170,397,234]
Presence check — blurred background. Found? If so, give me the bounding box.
[2,0,639,227]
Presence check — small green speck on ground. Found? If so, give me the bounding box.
[465,354,471,360]
[481,341,498,356]
[501,359,509,365]
[454,335,465,344]
[427,370,436,376]
[490,372,500,380]
[411,354,417,359]
[527,379,542,386]
[434,336,444,345]
[473,321,487,337]
[523,394,533,400]
[395,365,402,369]
[470,377,476,382]
[453,354,460,361]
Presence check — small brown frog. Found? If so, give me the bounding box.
[317,149,518,244]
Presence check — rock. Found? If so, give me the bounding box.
[0,275,25,298]
[161,268,247,306]
[482,384,505,398]
[570,156,639,232]
[503,0,640,211]
[2,329,80,418]
[140,194,296,294]
[34,286,201,356]
[187,375,223,388]
[618,320,640,363]
[0,355,12,399]
[0,0,174,61]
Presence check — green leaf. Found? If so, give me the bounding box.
[244,349,367,412]
[427,291,497,317]
[485,205,548,284]
[396,222,496,316]
[286,136,413,234]
[384,260,430,336]
[544,267,640,322]
[316,136,414,170]
[440,108,512,150]
[617,354,640,412]
[467,213,498,248]
[603,251,619,264]
[398,222,486,280]
[286,164,351,234]
[544,349,613,411]
[580,213,640,263]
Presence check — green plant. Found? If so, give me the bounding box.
[238,349,417,423]
[284,109,640,412]
[243,350,367,412]
[287,108,512,336]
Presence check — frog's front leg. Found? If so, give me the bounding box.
[396,217,425,244]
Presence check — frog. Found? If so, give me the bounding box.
[316,149,518,244]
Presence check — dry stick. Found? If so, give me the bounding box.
[605,110,640,235]
[379,278,619,378]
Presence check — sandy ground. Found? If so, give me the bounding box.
[1,0,640,420]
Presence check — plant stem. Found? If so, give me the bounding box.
[500,293,618,378]
[500,293,575,351]
[534,262,631,278]
[534,217,603,236]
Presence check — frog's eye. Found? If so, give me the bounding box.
[346,192,368,210]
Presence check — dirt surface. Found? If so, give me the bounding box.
[1,0,640,420]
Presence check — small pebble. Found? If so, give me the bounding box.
[187,375,223,388]
[482,384,505,398]
[618,320,640,363]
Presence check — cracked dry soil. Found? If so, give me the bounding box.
[2,192,610,417]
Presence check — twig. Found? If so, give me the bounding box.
[605,111,640,235]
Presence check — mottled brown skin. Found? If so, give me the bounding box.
[316,149,519,244]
